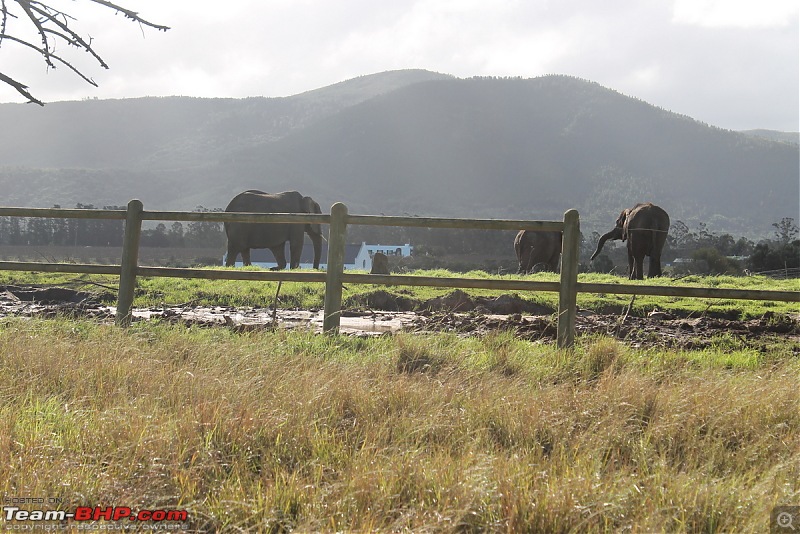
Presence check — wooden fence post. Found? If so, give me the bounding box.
[323,202,348,333]
[557,209,580,348]
[116,199,143,327]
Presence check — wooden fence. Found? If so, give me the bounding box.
[0,200,797,348]
[0,245,224,266]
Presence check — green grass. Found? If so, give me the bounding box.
[575,273,799,319]
[1,268,796,318]
[0,318,797,532]
[126,269,800,319]
[0,261,796,530]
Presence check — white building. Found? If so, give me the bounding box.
[223,242,413,271]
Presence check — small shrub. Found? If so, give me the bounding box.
[581,337,624,380]
[394,335,446,374]
[482,331,522,376]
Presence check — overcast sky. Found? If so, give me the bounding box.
[1,0,797,131]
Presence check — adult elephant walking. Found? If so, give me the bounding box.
[224,190,323,269]
[514,230,562,273]
[591,202,670,279]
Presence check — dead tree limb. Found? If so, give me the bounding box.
[0,0,169,105]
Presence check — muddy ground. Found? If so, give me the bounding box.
[1,285,798,352]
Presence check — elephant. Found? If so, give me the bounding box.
[514,230,562,273]
[224,190,323,269]
[590,202,670,280]
[370,252,390,274]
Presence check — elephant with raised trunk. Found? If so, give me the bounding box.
[224,190,323,269]
[591,202,670,279]
[514,230,562,273]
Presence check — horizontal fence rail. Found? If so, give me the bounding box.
[0,207,127,219]
[137,266,327,283]
[0,261,122,276]
[576,282,799,302]
[141,211,332,224]
[0,200,797,348]
[345,214,565,231]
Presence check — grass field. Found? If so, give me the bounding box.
[0,270,798,532]
[1,269,798,318]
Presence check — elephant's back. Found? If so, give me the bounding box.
[629,203,669,230]
[225,190,301,213]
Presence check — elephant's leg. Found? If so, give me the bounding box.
[633,255,645,280]
[270,246,287,270]
[288,235,304,269]
[242,249,252,267]
[516,247,527,273]
[649,254,662,277]
[225,244,238,267]
[523,247,535,273]
[525,247,537,274]
[627,251,635,279]
[517,248,529,274]
[548,251,561,273]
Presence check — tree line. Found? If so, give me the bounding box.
[588,217,798,276]
[1,204,796,276]
[350,217,799,275]
[0,205,227,249]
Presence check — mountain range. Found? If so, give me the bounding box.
[0,69,797,239]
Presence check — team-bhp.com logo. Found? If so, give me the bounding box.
[3,504,189,529]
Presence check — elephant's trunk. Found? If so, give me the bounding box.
[591,227,623,260]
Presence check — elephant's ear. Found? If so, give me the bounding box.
[302,196,321,214]
[615,210,628,229]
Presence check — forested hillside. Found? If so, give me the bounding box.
[0,70,796,240]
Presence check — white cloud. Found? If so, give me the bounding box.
[0,0,796,131]
[672,0,799,28]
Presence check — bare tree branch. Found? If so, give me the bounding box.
[1,0,10,45]
[0,70,43,105]
[0,0,169,105]
[16,1,52,66]
[0,33,100,85]
[85,0,170,32]
[28,2,110,69]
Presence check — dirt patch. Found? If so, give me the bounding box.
[1,286,797,351]
[347,288,555,315]
[0,285,116,321]
[347,289,417,312]
[404,309,799,351]
[1,285,114,304]
[421,289,555,315]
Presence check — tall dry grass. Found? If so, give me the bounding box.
[0,319,797,532]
